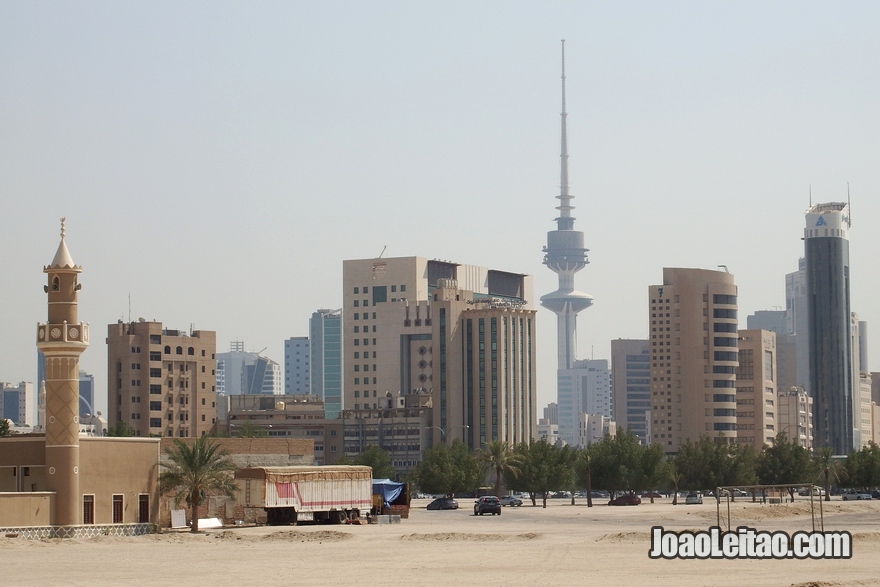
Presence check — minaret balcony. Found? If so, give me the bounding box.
[36,321,90,346]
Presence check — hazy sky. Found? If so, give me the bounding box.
[2,1,878,417]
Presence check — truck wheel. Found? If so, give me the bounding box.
[335,510,348,524]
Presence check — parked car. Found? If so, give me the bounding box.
[685,492,703,505]
[499,495,522,507]
[474,496,502,515]
[590,490,610,499]
[641,491,663,499]
[608,494,641,506]
[841,490,872,501]
[797,487,826,497]
[872,490,880,500]
[426,497,459,510]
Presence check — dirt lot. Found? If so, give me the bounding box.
[1,496,878,587]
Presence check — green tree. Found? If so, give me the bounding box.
[814,447,846,501]
[235,419,268,438]
[0,418,11,437]
[105,421,136,437]
[479,440,523,497]
[507,439,574,508]
[845,443,880,490]
[674,436,756,497]
[158,437,239,533]
[668,465,684,506]
[591,430,664,498]
[756,432,816,502]
[350,445,396,480]
[412,440,481,497]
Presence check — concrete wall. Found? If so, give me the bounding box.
[0,493,54,526]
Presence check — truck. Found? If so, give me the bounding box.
[235,465,373,526]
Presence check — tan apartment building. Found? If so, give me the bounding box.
[648,268,738,453]
[735,329,777,450]
[777,386,813,449]
[107,320,217,437]
[342,256,537,451]
[220,394,343,464]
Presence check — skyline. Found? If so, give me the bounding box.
[2,2,879,417]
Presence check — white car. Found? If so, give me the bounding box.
[842,490,872,501]
[684,492,703,505]
[499,495,523,507]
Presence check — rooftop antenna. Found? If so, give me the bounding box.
[128,293,131,323]
[379,245,387,258]
[845,182,852,228]
[717,264,729,273]
[809,184,812,207]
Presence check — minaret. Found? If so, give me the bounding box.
[36,219,89,526]
[541,40,593,370]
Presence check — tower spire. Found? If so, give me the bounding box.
[557,40,574,229]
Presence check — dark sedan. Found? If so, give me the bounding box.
[426,497,459,510]
[608,494,641,506]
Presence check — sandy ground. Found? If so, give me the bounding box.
[2,496,879,587]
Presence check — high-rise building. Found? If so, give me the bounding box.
[216,343,282,396]
[785,258,810,393]
[804,202,853,453]
[309,309,342,419]
[78,370,95,419]
[342,256,536,449]
[557,359,611,446]
[543,402,558,425]
[851,317,873,448]
[540,43,593,409]
[284,336,310,395]
[735,329,777,450]
[648,268,738,453]
[1,382,35,426]
[777,386,813,449]
[107,320,217,437]
[610,339,650,444]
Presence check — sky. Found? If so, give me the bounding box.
[2,1,879,417]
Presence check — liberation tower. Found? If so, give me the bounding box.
[36,219,89,526]
[541,40,592,370]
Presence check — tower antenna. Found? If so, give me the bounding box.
[558,39,572,220]
[128,293,131,323]
[809,184,812,207]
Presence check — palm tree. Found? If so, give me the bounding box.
[814,446,846,502]
[159,437,239,532]
[669,469,684,506]
[479,440,523,497]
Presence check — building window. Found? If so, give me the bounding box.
[83,495,95,525]
[176,346,183,355]
[354,300,359,307]
[138,495,150,524]
[112,494,124,523]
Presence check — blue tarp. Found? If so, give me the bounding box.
[372,479,404,505]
